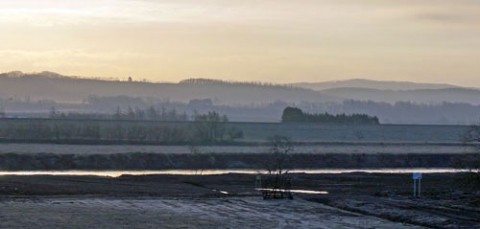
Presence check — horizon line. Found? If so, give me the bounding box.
[1,70,469,89]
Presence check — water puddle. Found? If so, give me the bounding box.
[256,188,328,195]
[0,168,465,177]
[212,189,229,195]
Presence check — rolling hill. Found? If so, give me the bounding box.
[318,87,480,105]
[2,72,480,124]
[0,71,339,105]
[293,79,458,91]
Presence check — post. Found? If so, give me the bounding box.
[418,178,421,197]
[412,173,422,198]
[255,175,262,190]
[413,179,416,197]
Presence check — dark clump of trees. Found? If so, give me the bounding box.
[190,111,243,144]
[281,107,379,125]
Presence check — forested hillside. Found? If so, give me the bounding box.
[1,71,480,124]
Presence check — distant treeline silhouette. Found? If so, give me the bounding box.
[49,106,188,121]
[179,78,301,90]
[281,107,379,125]
[3,93,480,124]
[0,112,242,144]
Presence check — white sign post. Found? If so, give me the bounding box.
[412,173,422,198]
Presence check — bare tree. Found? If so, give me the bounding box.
[264,135,294,175]
[0,105,5,118]
[191,111,229,143]
[260,135,294,199]
[188,143,203,175]
[463,125,480,147]
[458,124,480,183]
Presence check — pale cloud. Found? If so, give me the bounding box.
[414,13,469,23]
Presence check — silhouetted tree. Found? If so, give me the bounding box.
[127,106,135,120]
[191,111,228,143]
[281,107,379,125]
[227,127,244,142]
[260,135,294,199]
[458,124,480,184]
[281,107,304,122]
[49,107,58,119]
[146,106,158,120]
[264,135,294,175]
[0,106,5,118]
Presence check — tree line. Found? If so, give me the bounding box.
[179,78,299,90]
[281,107,380,125]
[3,93,480,124]
[49,106,189,121]
[0,111,243,145]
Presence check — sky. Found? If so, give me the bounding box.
[1,0,480,86]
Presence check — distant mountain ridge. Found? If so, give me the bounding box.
[2,71,71,79]
[2,71,480,124]
[2,71,480,106]
[292,78,480,105]
[293,78,460,91]
[318,87,480,105]
[0,71,338,104]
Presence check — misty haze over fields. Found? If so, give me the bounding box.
[1,71,480,125]
[3,1,480,228]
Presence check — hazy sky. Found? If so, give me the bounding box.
[1,0,480,85]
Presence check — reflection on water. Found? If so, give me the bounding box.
[212,189,229,195]
[0,168,466,177]
[256,188,328,195]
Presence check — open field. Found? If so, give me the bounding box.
[0,119,471,143]
[0,143,474,155]
[237,122,470,143]
[1,120,474,171]
[0,173,479,228]
[1,120,477,228]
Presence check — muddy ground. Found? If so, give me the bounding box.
[0,173,479,228]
